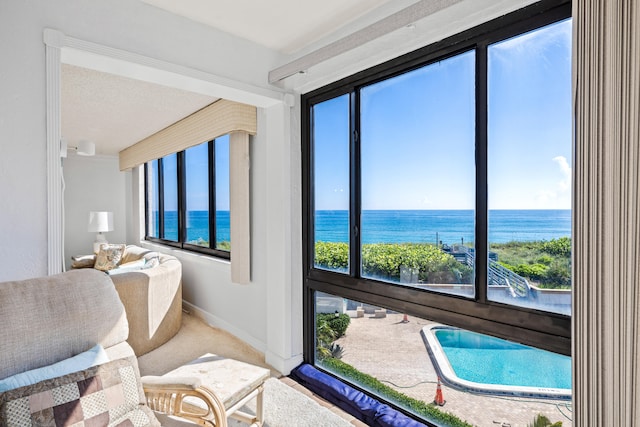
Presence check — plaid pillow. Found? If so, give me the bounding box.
[0,357,159,427]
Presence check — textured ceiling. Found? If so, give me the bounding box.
[62,64,217,156]
[139,0,397,54]
[61,0,398,156]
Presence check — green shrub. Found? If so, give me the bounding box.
[541,237,571,257]
[315,241,349,271]
[528,414,562,427]
[317,313,351,338]
[543,259,571,289]
[186,240,231,251]
[315,242,473,285]
[217,241,231,251]
[316,318,336,348]
[536,254,554,265]
[316,313,351,360]
[491,238,572,289]
[500,262,548,282]
[319,358,473,427]
[316,239,571,289]
[329,343,345,359]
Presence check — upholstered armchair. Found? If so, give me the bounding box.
[0,269,227,427]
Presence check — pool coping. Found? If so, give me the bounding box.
[421,324,572,400]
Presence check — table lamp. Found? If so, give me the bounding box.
[88,211,114,253]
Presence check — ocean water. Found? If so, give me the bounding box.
[163,211,230,243]
[315,210,571,245]
[162,209,570,245]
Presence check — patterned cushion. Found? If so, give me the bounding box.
[0,357,160,427]
[94,244,127,271]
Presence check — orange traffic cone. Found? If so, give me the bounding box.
[402,313,409,323]
[433,377,446,406]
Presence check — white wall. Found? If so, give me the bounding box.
[0,0,282,282]
[0,0,302,372]
[135,102,304,373]
[63,153,129,270]
[0,1,49,281]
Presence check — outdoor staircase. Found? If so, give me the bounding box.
[444,245,530,298]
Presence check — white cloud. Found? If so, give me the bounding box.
[553,155,571,192]
[529,156,572,209]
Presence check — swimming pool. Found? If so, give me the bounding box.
[423,325,572,399]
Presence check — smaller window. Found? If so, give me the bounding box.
[214,135,230,251]
[162,153,178,242]
[145,137,230,258]
[487,18,572,314]
[313,94,351,274]
[185,142,210,247]
[147,160,160,238]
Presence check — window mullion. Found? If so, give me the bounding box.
[144,163,150,238]
[209,140,216,250]
[158,158,165,239]
[177,151,186,245]
[306,107,316,273]
[476,44,489,304]
[349,90,361,278]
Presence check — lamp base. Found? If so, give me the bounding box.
[93,234,108,254]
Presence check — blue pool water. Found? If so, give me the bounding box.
[433,328,571,392]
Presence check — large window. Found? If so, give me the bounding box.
[303,1,571,425]
[487,19,572,313]
[145,136,230,258]
[360,50,476,297]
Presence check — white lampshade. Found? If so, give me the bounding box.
[77,140,95,156]
[88,211,114,232]
[88,211,114,253]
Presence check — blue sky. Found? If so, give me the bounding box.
[314,18,572,211]
[162,134,230,212]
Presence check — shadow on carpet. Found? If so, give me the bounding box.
[229,378,353,427]
[157,378,353,427]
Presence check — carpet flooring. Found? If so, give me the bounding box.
[227,378,352,427]
[138,313,353,426]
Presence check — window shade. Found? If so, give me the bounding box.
[573,0,640,424]
[119,99,256,171]
[229,132,251,284]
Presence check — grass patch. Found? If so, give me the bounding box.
[319,357,473,427]
[490,237,571,289]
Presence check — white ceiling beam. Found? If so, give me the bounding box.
[268,0,463,83]
[45,29,284,108]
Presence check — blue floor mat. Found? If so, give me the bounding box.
[290,363,428,427]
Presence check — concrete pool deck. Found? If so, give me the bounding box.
[333,312,572,427]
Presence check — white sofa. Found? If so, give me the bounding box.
[109,245,183,356]
[72,244,183,356]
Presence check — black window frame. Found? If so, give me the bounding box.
[302,0,572,376]
[144,139,230,260]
